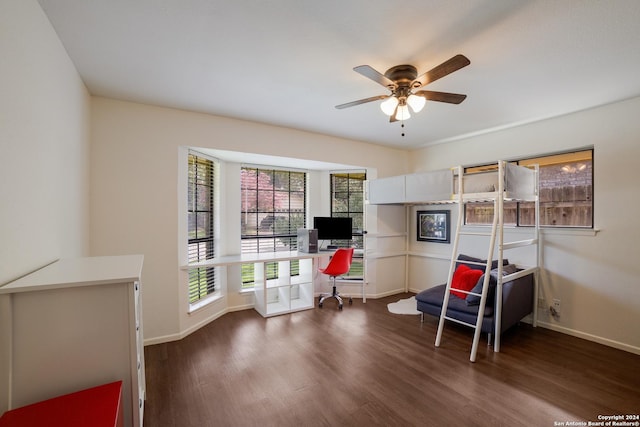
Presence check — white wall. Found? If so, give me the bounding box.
[0,0,91,414]
[90,97,408,343]
[408,97,640,354]
[0,0,90,284]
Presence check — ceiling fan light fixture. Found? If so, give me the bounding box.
[380,96,399,116]
[395,104,411,121]
[407,94,426,113]
[335,55,470,125]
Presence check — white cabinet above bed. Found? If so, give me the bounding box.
[367,169,454,205]
[366,175,405,204]
[367,163,537,206]
[405,170,453,203]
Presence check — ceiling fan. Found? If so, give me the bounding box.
[336,54,470,122]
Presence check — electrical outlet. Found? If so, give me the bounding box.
[552,298,561,316]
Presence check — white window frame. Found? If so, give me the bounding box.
[181,148,221,312]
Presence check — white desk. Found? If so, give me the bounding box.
[185,250,327,268]
[184,250,366,316]
[184,251,328,317]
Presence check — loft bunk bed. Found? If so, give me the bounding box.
[426,161,539,362]
[366,161,540,362]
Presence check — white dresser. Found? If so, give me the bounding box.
[0,255,145,427]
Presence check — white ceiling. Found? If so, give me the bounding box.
[38,0,640,150]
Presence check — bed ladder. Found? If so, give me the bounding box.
[434,163,505,363]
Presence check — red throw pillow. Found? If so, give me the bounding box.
[450,265,483,299]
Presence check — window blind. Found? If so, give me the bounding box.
[188,151,216,303]
[240,167,306,285]
[330,171,366,278]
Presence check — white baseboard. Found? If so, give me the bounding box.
[144,308,229,346]
[144,332,184,346]
[536,321,640,356]
[372,288,408,299]
[145,293,640,357]
[404,289,640,356]
[146,290,407,346]
[143,302,258,346]
[227,302,255,312]
[314,287,405,301]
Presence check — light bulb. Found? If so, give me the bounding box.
[380,96,399,116]
[407,94,426,113]
[395,104,411,121]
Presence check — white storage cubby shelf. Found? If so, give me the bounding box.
[253,258,315,317]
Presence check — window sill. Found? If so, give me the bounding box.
[239,287,254,294]
[188,292,223,314]
[539,227,599,237]
[462,225,599,237]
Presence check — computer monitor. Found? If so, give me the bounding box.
[313,216,353,240]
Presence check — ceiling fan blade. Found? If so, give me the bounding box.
[415,90,467,104]
[335,95,388,109]
[354,65,395,89]
[412,54,470,87]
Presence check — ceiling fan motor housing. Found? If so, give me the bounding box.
[384,65,419,88]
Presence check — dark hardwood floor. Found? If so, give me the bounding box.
[144,294,640,427]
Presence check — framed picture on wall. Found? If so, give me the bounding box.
[417,210,450,243]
